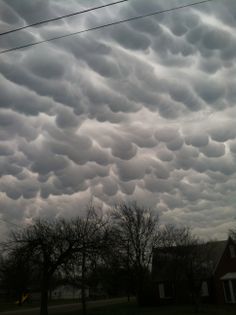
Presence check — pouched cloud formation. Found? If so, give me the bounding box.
[0,0,236,239]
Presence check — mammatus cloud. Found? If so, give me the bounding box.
[0,0,236,240]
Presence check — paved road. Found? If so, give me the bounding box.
[1,298,128,315]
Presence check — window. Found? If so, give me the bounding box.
[229,245,236,258]
[201,281,209,297]
[158,284,165,298]
[232,280,236,302]
[224,281,232,303]
[158,282,174,299]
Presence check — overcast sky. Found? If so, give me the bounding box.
[0,0,236,239]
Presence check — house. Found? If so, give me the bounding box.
[152,237,236,305]
[51,284,89,300]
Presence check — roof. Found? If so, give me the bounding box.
[152,239,229,282]
[221,272,236,280]
[205,240,228,273]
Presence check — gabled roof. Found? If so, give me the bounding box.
[152,239,229,282]
[206,240,228,273]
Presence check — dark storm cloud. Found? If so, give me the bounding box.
[0,161,22,177]
[26,52,66,79]
[1,176,39,200]
[230,140,236,154]
[185,133,209,147]
[162,193,184,209]
[1,0,236,240]
[209,122,236,142]
[0,144,14,156]
[155,127,179,142]
[110,24,151,51]
[169,83,202,112]
[0,1,21,26]
[119,180,136,195]
[115,158,146,181]
[0,110,38,140]
[194,79,225,104]
[144,176,173,194]
[0,74,56,115]
[200,141,225,158]
[157,148,174,162]
[2,0,53,24]
[202,27,232,50]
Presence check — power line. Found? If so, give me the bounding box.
[0,0,129,37]
[0,0,213,55]
[0,218,21,228]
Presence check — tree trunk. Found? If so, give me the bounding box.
[136,267,144,305]
[127,241,130,302]
[17,291,22,306]
[40,273,49,315]
[193,286,202,313]
[194,296,200,313]
[81,246,87,315]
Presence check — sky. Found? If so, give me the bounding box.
[0,0,236,240]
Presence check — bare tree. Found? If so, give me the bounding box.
[6,218,80,315]
[157,224,198,248]
[62,205,109,315]
[112,202,159,305]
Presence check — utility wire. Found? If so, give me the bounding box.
[0,0,129,36]
[0,0,213,55]
[0,218,21,228]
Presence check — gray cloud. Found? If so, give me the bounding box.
[200,141,225,158]
[185,133,209,147]
[0,0,236,240]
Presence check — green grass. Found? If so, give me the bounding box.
[1,299,236,315]
[0,299,81,312]
[64,301,236,315]
[0,300,40,312]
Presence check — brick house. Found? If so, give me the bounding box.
[152,237,236,304]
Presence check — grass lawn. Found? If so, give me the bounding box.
[0,301,38,312]
[1,299,236,315]
[0,299,78,312]
[62,301,236,315]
